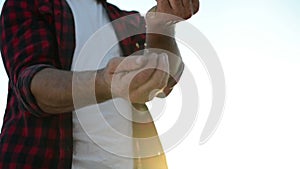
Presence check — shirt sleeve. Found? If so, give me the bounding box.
[0,1,58,117]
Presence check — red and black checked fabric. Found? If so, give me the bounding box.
[0,0,146,168]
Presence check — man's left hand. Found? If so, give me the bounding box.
[156,0,200,20]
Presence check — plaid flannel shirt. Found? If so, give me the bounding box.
[0,0,146,168]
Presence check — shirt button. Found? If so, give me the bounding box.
[135,43,140,49]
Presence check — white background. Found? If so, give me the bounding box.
[1,0,300,168]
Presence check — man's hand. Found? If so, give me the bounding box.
[156,0,200,20]
[146,0,200,28]
[100,53,169,103]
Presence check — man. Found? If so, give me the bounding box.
[0,0,199,168]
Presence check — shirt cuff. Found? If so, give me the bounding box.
[15,64,55,117]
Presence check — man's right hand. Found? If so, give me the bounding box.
[31,53,168,114]
[99,53,169,104]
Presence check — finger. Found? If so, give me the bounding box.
[151,53,169,90]
[179,0,193,19]
[156,91,168,98]
[156,54,184,98]
[163,87,173,96]
[191,0,200,14]
[156,53,170,82]
[149,53,170,99]
[182,0,193,14]
[135,53,169,100]
[127,53,159,89]
[167,76,178,89]
[156,76,177,98]
[157,0,172,12]
[168,0,184,10]
[109,55,148,74]
[114,55,148,73]
[156,87,172,98]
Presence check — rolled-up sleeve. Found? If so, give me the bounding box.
[0,0,57,117]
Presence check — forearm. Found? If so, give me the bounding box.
[146,20,184,99]
[146,32,182,77]
[31,68,111,114]
[145,0,200,87]
[145,4,184,78]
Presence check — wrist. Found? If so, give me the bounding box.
[145,6,175,36]
[95,69,112,103]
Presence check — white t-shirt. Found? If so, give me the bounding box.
[66,0,134,168]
